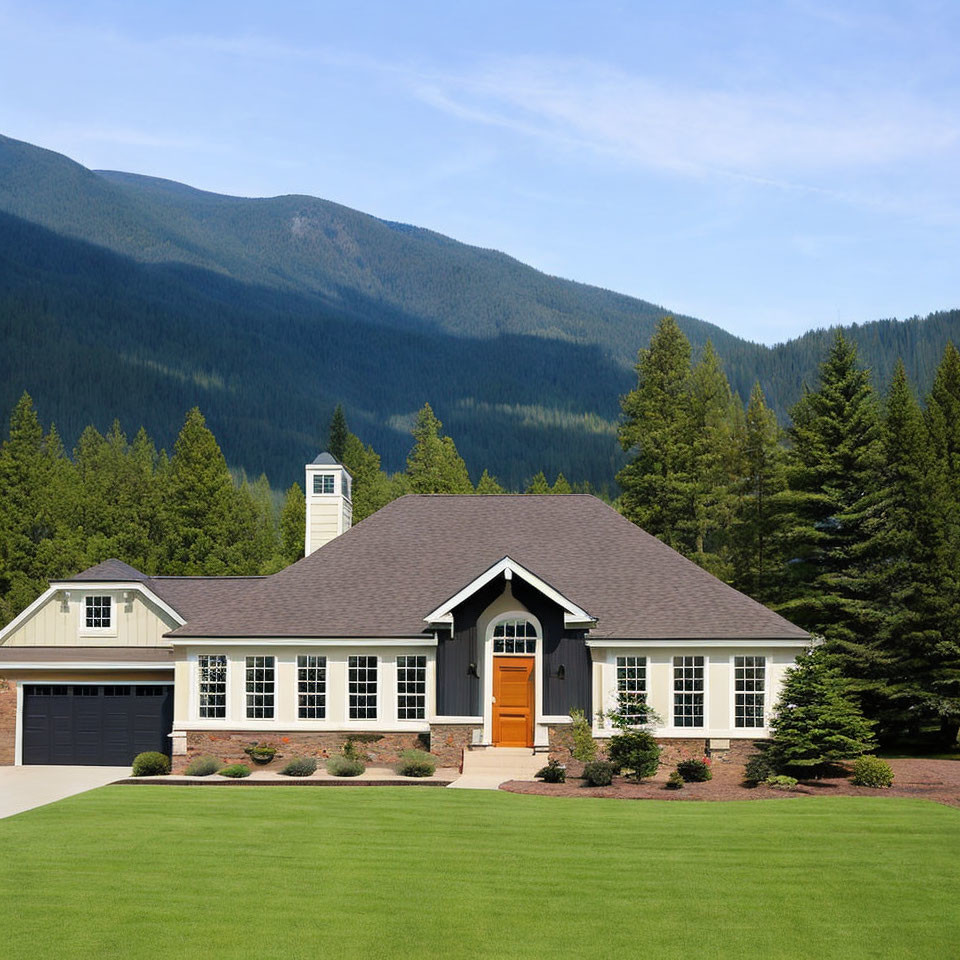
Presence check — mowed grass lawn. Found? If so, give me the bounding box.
[1,787,957,959]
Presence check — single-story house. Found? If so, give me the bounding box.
[0,452,809,769]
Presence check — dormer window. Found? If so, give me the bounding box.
[84,595,112,630]
[313,473,335,495]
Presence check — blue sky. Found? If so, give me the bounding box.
[1,1,957,344]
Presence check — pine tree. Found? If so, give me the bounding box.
[342,432,395,521]
[731,382,788,602]
[278,482,305,566]
[551,473,573,495]
[776,333,883,657]
[525,471,550,494]
[476,469,506,494]
[328,404,349,463]
[856,362,960,743]
[616,316,695,552]
[405,403,473,494]
[767,646,875,777]
[0,393,83,622]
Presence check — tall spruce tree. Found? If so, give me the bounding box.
[342,432,395,521]
[328,404,349,463]
[551,472,573,495]
[776,333,883,661]
[617,316,695,552]
[405,403,473,494]
[525,471,550,494]
[731,382,788,603]
[476,469,506,494]
[278,482,306,566]
[856,361,960,743]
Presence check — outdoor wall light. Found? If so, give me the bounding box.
[468,662,479,678]
[556,664,566,680]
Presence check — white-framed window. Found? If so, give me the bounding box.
[198,655,227,719]
[493,618,537,654]
[397,655,426,720]
[297,655,327,719]
[349,655,378,719]
[616,655,647,720]
[673,655,704,727]
[84,595,112,629]
[313,473,335,494]
[245,656,275,719]
[735,656,766,728]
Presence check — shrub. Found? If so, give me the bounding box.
[396,749,437,778]
[676,757,712,782]
[569,709,597,763]
[851,755,894,788]
[184,755,220,777]
[218,764,251,778]
[243,743,277,765]
[280,756,318,777]
[764,774,798,790]
[582,760,615,787]
[326,755,365,777]
[607,730,661,781]
[132,751,170,777]
[535,759,567,783]
[341,736,378,762]
[665,771,684,790]
[744,751,776,783]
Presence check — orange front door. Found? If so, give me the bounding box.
[492,656,535,747]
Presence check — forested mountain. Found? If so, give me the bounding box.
[1,132,958,489]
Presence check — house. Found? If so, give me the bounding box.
[0,452,809,770]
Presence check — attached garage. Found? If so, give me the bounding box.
[22,684,173,765]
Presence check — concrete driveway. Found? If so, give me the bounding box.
[0,766,128,819]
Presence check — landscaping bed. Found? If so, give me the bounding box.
[502,756,960,807]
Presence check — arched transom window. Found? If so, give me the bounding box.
[493,618,538,654]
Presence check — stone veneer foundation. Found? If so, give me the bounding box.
[0,677,15,765]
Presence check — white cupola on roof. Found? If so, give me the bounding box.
[304,452,353,556]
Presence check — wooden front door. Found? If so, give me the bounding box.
[492,657,535,747]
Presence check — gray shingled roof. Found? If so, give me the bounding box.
[67,559,151,582]
[161,495,808,640]
[311,452,339,465]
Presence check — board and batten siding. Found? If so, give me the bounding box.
[1,591,178,647]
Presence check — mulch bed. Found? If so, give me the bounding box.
[500,758,960,808]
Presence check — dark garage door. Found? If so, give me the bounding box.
[22,684,173,765]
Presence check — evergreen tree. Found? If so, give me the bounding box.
[767,646,875,777]
[551,473,573,495]
[160,408,253,575]
[617,316,695,552]
[405,403,473,494]
[0,393,83,622]
[342,432,395,521]
[775,333,883,658]
[278,482,305,567]
[731,382,788,602]
[328,404,349,463]
[525,471,550,494]
[476,469,506,494]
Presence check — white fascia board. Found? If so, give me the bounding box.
[423,556,594,625]
[167,637,438,647]
[51,581,185,626]
[584,637,810,648]
[0,661,174,670]
[0,586,60,644]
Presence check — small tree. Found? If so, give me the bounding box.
[767,645,875,778]
[600,692,663,782]
[568,708,596,762]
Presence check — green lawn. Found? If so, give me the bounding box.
[1,788,957,959]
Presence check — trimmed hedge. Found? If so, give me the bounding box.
[535,759,566,783]
[184,756,220,777]
[582,760,615,787]
[396,749,437,778]
[218,764,251,778]
[132,752,170,777]
[676,757,712,782]
[852,755,894,788]
[280,757,318,777]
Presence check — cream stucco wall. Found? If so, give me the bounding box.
[173,643,436,732]
[1,590,178,647]
[591,645,801,739]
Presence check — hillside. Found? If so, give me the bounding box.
[0,133,957,489]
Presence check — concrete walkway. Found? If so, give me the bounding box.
[0,766,128,819]
[447,747,544,790]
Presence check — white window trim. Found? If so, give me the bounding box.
[346,654,379,722]
[244,655,277,721]
[195,653,229,722]
[669,654,708,732]
[396,654,427,722]
[729,653,769,732]
[296,654,328,721]
[77,593,117,638]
